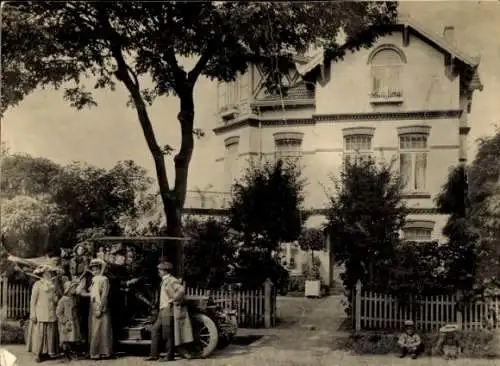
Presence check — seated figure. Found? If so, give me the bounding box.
[397,320,423,359]
[437,324,461,360]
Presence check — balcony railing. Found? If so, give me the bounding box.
[184,190,232,210]
[369,89,404,104]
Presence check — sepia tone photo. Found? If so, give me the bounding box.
[0,1,499,365]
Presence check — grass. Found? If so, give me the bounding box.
[0,320,25,345]
[330,329,499,359]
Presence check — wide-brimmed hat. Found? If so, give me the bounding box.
[34,264,57,275]
[89,258,106,269]
[439,324,459,333]
[73,242,88,254]
[157,262,173,271]
[404,320,414,327]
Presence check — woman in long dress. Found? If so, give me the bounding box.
[80,258,113,360]
[27,264,60,363]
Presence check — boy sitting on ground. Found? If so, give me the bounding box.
[397,320,423,359]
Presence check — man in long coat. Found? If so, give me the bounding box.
[145,262,193,361]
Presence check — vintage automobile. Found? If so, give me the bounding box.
[8,236,238,359]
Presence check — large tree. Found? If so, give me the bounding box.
[49,160,153,246]
[326,158,406,295]
[2,2,398,275]
[1,153,62,199]
[468,128,500,289]
[436,165,478,297]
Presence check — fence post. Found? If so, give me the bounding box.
[456,292,463,330]
[1,276,8,319]
[264,278,273,328]
[355,280,362,332]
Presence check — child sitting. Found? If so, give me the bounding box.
[397,320,423,359]
[56,281,82,362]
[437,324,461,360]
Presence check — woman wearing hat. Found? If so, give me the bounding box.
[27,264,60,363]
[79,258,113,360]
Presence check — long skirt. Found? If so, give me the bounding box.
[88,304,113,359]
[26,321,59,356]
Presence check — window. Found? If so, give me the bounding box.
[369,45,405,100]
[403,220,435,242]
[274,132,303,167]
[403,227,432,241]
[224,136,240,191]
[398,127,430,192]
[218,73,245,112]
[343,127,375,165]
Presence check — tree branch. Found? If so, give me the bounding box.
[95,4,172,202]
[187,43,215,84]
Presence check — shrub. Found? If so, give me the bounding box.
[0,321,25,345]
[336,329,499,358]
[288,275,306,293]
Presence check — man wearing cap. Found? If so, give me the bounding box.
[146,262,193,361]
[397,320,423,359]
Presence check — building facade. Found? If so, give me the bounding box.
[183,17,483,285]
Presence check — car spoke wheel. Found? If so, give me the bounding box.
[179,313,218,359]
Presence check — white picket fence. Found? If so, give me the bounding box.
[353,281,500,331]
[186,279,276,328]
[0,277,277,328]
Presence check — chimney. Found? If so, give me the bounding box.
[443,26,455,44]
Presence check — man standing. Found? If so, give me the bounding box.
[145,262,191,362]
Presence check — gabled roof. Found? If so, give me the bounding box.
[295,15,483,91]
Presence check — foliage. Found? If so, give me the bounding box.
[336,330,498,358]
[298,228,325,253]
[0,195,65,257]
[0,153,62,199]
[436,165,478,296]
[468,128,500,289]
[233,246,290,291]
[49,160,153,246]
[2,2,398,250]
[183,217,237,289]
[0,322,25,345]
[387,241,448,305]
[287,275,306,294]
[230,160,305,252]
[326,158,406,294]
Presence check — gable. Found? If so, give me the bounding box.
[296,16,482,92]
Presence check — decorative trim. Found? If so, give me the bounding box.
[213,110,462,135]
[273,132,304,144]
[224,136,240,147]
[367,44,408,64]
[183,207,441,217]
[251,99,315,109]
[397,125,431,136]
[342,127,376,137]
[402,193,432,199]
[429,144,459,150]
[404,220,435,230]
[314,110,462,122]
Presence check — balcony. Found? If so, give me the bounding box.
[184,190,232,211]
[370,90,404,104]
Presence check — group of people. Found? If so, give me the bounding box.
[26,241,193,363]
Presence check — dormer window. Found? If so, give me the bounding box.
[368,45,406,104]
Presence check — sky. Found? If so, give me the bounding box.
[2,1,500,191]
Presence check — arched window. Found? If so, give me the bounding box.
[369,45,406,101]
[274,132,304,168]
